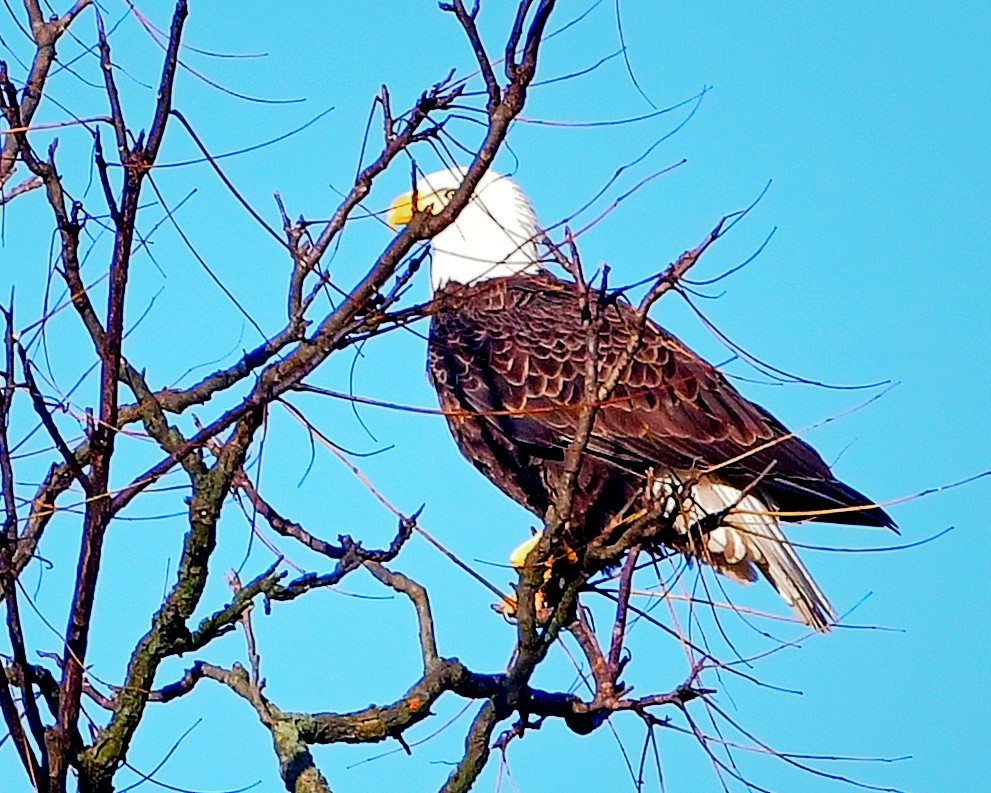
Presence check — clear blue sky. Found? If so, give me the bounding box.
[1,2,988,791]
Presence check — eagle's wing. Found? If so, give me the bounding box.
[430,274,892,529]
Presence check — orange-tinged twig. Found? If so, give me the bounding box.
[0,116,111,135]
[295,381,690,420]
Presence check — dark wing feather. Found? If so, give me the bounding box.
[429,273,893,528]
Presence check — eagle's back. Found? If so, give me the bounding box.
[428,272,891,532]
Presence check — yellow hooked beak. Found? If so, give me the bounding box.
[386,188,451,228]
[386,190,416,228]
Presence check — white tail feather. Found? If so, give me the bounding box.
[663,478,837,631]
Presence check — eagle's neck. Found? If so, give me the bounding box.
[429,181,541,294]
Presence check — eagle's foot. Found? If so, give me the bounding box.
[508,531,543,569]
[494,530,567,622]
[509,530,578,567]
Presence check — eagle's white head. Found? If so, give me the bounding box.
[387,166,541,294]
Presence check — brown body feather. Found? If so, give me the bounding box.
[427,272,893,629]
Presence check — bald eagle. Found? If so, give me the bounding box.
[388,167,893,631]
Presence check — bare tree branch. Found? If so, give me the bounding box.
[0,3,896,793]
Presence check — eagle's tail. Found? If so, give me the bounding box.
[684,481,837,632]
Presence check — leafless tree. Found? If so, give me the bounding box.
[0,3,914,793]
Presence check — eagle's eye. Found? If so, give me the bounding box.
[440,187,456,203]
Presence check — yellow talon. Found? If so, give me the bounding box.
[499,531,555,622]
[509,531,543,568]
